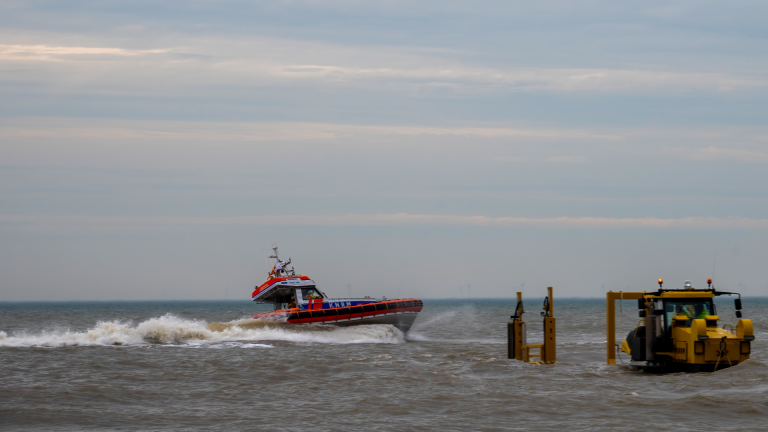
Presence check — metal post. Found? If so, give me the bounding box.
[607,291,615,364]
[542,286,556,363]
[515,321,526,361]
[508,291,525,360]
[507,320,515,359]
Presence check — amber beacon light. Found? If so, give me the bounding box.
[658,278,663,288]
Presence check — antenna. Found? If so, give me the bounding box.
[283,235,291,263]
[268,244,279,261]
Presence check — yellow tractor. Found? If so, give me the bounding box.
[608,279,754,372]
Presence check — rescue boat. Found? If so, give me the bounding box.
[250,246,423,333]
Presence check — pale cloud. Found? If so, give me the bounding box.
[0,44,169,61]
[0,117,622,143]
[3,214,767,230]
[0,117,620,172]
[6,118,768,174]
[689,146,768,163]
[663,146,768,163]
[491,156,530,162]
[491,155,588,163]
[0,39,764,96]
[272,64,766,94]
[542,156,588,163]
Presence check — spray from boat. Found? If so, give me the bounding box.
[0,314,406,348]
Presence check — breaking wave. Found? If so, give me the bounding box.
[0,314,405,347]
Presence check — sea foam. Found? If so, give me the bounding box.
[0,314,405,347]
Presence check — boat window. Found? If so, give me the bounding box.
[663,299,714,329]
[301,288,323,300]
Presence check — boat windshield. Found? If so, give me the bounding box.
[301,288,323,300]
[663,299,714,329]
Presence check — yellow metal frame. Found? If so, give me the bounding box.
[606,291,644,364]
[509,287,556,364]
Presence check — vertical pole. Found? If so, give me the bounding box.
[543,318,556,363]
[607,291,616,364]
[542,286,556,363]
[509,292,524,360]
[507,321,515,359]
[513,292,524,360]
[547,286,553,314]
[515,321,525,361]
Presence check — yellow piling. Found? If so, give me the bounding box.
[541,286,556,364]
[509,287,556,365]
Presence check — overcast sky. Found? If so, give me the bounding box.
[1,1,767,301]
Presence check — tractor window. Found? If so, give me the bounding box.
[663,299,713,329]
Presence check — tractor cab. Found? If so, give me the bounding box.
[609,278,754,372]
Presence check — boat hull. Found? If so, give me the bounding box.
[329,311,419,333]
[253,298,423,333]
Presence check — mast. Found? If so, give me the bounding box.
[267,245,294,276]
[268,245,280,263]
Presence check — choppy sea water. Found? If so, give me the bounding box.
[1,298,767,431]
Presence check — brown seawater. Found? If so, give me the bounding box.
[1,298,767,431]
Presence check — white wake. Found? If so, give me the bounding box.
[0,314,405,347]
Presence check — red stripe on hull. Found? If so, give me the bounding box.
[286,307,422,324]
[253,298,423,325]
